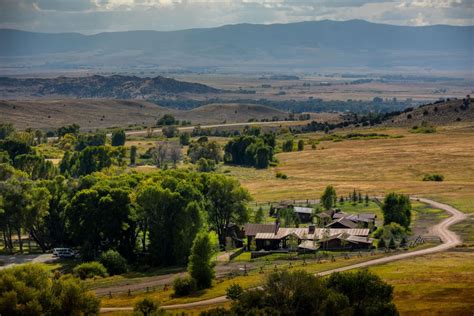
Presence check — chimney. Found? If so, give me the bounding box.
[308,225,315,234]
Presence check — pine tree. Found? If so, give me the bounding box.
[365,194,369,206]
[388,237,396,249]
[358,192,363,203]
[254,207,265,224]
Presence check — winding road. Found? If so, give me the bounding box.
[100,197,467,312]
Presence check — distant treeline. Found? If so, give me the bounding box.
[150,97,416,114]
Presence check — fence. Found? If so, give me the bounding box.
[95,247,412,298]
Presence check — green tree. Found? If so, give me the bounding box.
[254,207,265,224]
[137,181,202,265]
[130,145,137,165]
[134,298,164,316]
[100,250,128,275]
[0,264,100,315]
[162,125,178,138]
[66,186,136,259]
[321,185,337,210]
[0,123,14,140]
[326,269,398,316]
[111,129,126,146]
[179,132,191,146]
[297,139,304,151]
[382,193,412,229]
[156,114,176,126]
[188,232,215,289]
[282,139,294,152]
[204,174,251,247]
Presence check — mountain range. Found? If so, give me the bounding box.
[1,20,472,72]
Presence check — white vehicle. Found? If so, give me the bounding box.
[53,248,75,258]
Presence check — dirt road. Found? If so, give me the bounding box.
[100,197,467,312]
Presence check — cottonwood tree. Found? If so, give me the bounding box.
[188,232,215,289]
[382,193,412,229]
[321,185,337,210]
[204,174,251,247]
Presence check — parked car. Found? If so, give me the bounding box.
[53,248,75,258]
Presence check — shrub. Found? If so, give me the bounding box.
[423,174,444,182]
[134,298,164,316]
[99,250,128,275]
[276,172,288,179]
[173,276,197,296]
[73,262,108,280]
[226,283,244,300]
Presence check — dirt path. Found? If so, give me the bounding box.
[100,197,467,312]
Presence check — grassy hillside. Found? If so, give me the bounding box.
[384,98,473,127]
[0,99,292,130]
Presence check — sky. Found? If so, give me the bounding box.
[0,0,473,34]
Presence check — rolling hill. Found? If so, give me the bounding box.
[1,20,472,72]
[0,99,290,131]
[0,75,220,99]
[383,98,473,127]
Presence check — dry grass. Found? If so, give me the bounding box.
[227,125,474,214]
[367,250,474,315]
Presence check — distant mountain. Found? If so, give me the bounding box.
[0,75,220,99]
[0,20,472,71]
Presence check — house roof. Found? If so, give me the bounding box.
[244,223,276,236]
[346,235,374,244]
[293,207,313,214]
[251,226,370,240]
[326,217,358,229]
[298,240,320,251]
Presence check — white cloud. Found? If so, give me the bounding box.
[0,0,472,33]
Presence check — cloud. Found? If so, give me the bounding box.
[0,0,472,33]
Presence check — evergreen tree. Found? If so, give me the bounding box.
[254,207,265,224]
[130,145,137,165]
[365,194,369,206]
[378,238,386,249]
[297,140,304,151]
[188,232,215,289]
[111,129,126,146]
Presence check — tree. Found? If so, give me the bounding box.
[282,139,294,152]
[179,132,191,145]
[188,232,215,289]
[0,264,100,315]
[0,123,14,140]
[225,270,351,315]
[196,158,216,172]
[162,125,178,138]
[111,129,126,146]
[130,145,137,165]
[254,207,265,224]
[57,124,80,138]
[188,138,222,163]
[321,185,337,210]
[134,298,164,316]
[100,250,128,275]
[255,145,270,169]
[66,186,137,259]
[365,194,370,206]
[136,181,202,265]
[204,174,251,247]
[156,114,176,126]
[382,193,412,229]
[326,269,398,316]
[297,139,304,151]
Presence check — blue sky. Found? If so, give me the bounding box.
[0,0,473,33]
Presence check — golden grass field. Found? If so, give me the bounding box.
[227,124,474,214]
